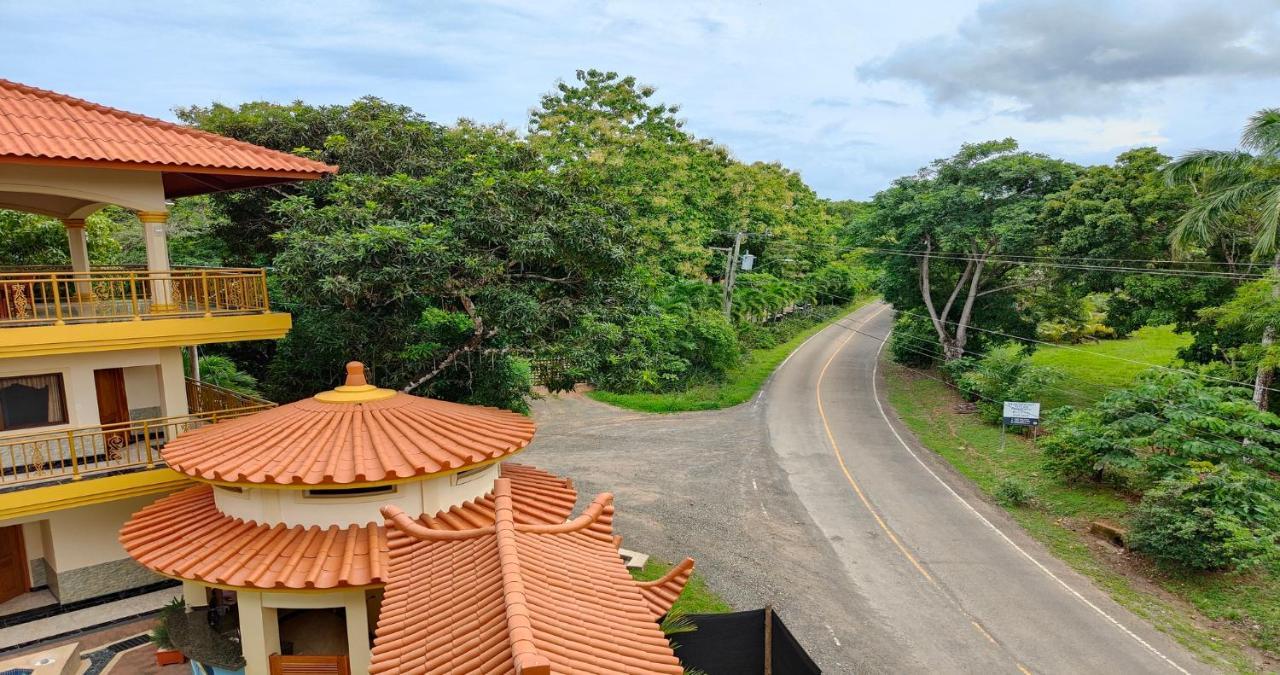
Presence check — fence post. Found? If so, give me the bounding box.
[260,269,270,312]
[66,431,81,480]
[201,270,212,317]
[128,272,141,320]
[764,605,773,675]
[142,421,155,468]
[50,274,65,325]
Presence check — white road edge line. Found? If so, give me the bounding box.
[866,320,1191,675]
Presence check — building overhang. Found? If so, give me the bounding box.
[0,312,292,359]
[0,468,190,521]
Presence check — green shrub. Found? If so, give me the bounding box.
[953,343,1061,424]
[585,308,741,393]
[889,313,941,368]
[163,601,246,670]
[1040,406,1141,485]
[191,354,260,397]
[1129,464,1280,572]
[994,477,1035,507]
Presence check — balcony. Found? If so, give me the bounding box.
[0,378,273,489]
[0,267,292,358]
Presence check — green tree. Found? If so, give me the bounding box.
[0,209,122,266]
[868,139,1078,362]
[529,69,733,278]
[1164,108,1280,409]
[1041,147,1224,336]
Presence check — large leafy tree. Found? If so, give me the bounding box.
[1040,148,1224,336]
[529,69,733,279]
[868,139,1078,362]
[182,101,635,409]
[1164,108,1280,409]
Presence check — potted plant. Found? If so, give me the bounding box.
[151,598,188,666]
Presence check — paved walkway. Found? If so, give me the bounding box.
[523,302,1209,674]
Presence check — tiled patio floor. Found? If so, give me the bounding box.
[1,616,187,674]
[0,589,56,617]
[0,587,179,650]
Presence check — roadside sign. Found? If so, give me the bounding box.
[1002,401,1041,427]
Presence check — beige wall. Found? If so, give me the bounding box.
[122,364,163,417]
[0,347,186,437]
[0,163,165,219]
[42,495,156,570]
[212,463,501,528]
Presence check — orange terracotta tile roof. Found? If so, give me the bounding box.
[0,79,336,194]
[120,463,576,590]
[370,477,694,675]
[162,363,537,486]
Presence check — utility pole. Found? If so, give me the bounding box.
[722,231,746,320]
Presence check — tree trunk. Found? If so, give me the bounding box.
[1253,255,1280,410]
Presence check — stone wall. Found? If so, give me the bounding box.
[50,557,163,604]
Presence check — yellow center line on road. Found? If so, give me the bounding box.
[813,303,1035,675]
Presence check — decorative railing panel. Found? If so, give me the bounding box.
[0,381,274,486]
[0,267,271,327]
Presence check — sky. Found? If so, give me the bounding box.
[3,0,1280,200]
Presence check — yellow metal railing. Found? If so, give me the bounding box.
[0,267,271,327]
[185,377,272,414]
[0,383,274,486]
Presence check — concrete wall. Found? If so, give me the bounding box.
[0,347,186,437]
[122,364,163,420]
[38,495,165,603]
[212,463,501,528]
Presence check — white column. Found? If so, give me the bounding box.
[182,580,208,608]
[62,218,91,302]
[237,591,279,675]
[137,210,174,311]
[344,590,372,675]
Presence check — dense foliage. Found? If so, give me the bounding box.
[1041,371,1280,571]
[860,139,1078,363]
[164,70,856,406]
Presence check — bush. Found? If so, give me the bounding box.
[158,599,246,670]
[994,477,1035,507]
[1129,464,1280,572]
[1040,407,1139,485]
[585,308,741,393]
[889,313,941,368]
[953,343,1061,424]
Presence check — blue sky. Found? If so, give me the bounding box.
[4,0,1279,199]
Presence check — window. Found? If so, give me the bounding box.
[453,465,492,486]
[0,373,67,431]
[305,485,396,498]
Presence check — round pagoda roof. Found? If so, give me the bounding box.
[162,362,536,486]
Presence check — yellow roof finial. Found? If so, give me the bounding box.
[315,361,396,403]
[345,361,368,387]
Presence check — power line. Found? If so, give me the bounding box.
[831,313,1280,447]
[870,319,1280,442]
[890,307,1280,396]
[856,248,1264,281]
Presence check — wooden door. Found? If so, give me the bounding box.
[269,654,350,675]
[0,525,29,604]
[93,368,130,457]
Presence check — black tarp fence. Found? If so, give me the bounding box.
[671,607,821,675]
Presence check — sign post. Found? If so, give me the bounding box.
[1000,401,1041,451]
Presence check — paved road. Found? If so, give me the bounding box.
[523,302,1210,674]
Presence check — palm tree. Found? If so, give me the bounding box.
[1164,108,1280,409]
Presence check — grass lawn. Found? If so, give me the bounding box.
[1029,325,1192,409]
[884,360,1280,674]
[589,297,874,413]
[631,559,733,615]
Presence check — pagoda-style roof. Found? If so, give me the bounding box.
[161,363,536,486]
[120,464,577,590]
[0,79,336,197]
[370,477,694,675]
